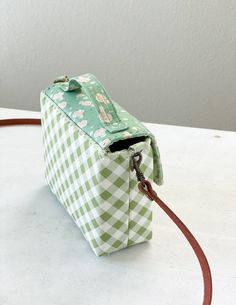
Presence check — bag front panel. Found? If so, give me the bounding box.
[41,93,153,256]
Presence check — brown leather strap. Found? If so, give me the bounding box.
[0,117,212,305]
[139,179,212,305]
[0,118,41,126]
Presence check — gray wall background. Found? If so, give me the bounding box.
[1,0,236,131]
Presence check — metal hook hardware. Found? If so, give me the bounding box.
[53,76,69,83]
[131,150,145,183]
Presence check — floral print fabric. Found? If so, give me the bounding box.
[42,73,163,185]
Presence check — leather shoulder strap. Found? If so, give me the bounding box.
[0,118,41,126]
[138,180,212,305]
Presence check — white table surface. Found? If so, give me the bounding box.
[0,107,235,305]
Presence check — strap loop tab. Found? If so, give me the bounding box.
[56,73,128,133]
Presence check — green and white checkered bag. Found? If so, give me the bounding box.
[0,76,212,302]
[40,73,163,256]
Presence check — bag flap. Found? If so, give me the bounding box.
[42,73,163,185]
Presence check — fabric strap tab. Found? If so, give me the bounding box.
[58,73,128,134]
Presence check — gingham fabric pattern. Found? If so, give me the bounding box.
[41,93,154,256]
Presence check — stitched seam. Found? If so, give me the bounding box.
[126,151,132,247]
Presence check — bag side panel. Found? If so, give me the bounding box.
[98,150,131,255]
[128,140,153,246]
